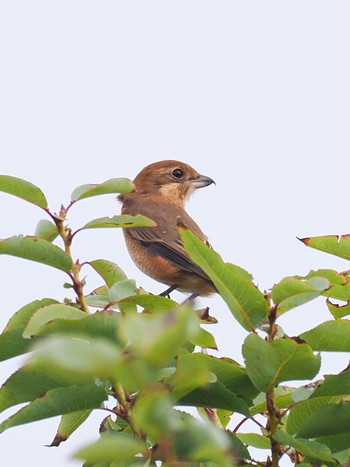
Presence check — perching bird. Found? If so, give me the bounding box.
[118,160,217,297]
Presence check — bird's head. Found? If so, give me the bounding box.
[130,160,215,207]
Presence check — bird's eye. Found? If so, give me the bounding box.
[172,168,184,179]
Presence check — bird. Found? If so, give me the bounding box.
[118,160,217,298]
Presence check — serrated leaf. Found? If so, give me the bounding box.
[226,263,253,281]
[75,433,145,464]
[287,371,350,436]
[81,214,155,230]
[71,178,133,201]
[34,219,59,242]
[296,402,350,438]
[50,410,92,446]
[0,175,48,208]
[300,234,350,261]
[242,334,320,392]
[0,385,107,433]
[180,229,268,331]
[301,320,350,351]
[286,396,341,436]
[89,259,127,286]
[0,298,58,361]
[0,235,72,272]
[274,429,335,463]
[23,304,86,338]
[317,433,350,454]
[272,276,328,314]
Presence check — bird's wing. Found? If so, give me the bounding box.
[125,225,212,281]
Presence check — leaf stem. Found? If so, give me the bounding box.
[266,388,281,467]
[266,304,281,466]
[113,383,143,440]
[52,206,90,314]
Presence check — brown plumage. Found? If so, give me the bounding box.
[118,160,216,296]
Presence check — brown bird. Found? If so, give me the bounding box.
[118,160,217,297]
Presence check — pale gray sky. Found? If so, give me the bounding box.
[1,2,350,465]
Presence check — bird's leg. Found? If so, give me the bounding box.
[182,293,199,304]
[159,284,178,297]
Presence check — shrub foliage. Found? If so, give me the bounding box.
[1,174,350,466]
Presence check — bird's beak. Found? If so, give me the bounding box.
[190,174,216,189]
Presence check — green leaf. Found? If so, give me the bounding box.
[272,276,329,313]
[226,263,253,281]
[71,178,133,201]
[286,372,350,435]
[175,354,256,416]
[180,229,268,331]
[296,402,350,438]
[108,279,137,301]
[0,236,72,272]
[235,433,270,449]
[33,310,121,344]
[317,433,350,454]
[0,298,58,361]
[118,294,177,313]
[0,175,48,208]
[32,336,121,378]
[120,307,199,367]
[242,334,320,392]
[34,219,59,242]
[0,363,94,413]
[301,320,350,351]
[89,259,127,286]
[326,298,350,319]
[75,433,145,464]
[134,392,178,439]
[22,304,86,338]
[0,385,107,432]
[50,410,93,446]
[306,269,347,286]
[251,386,296,415]
[85,293,110,309]
[168,353,213,400]
[81,214,155,230]
[172,418,235,466]
[286,396,341,436]
[300,234,350,261]
[274,429,335,463]
[190,327,217,350]
[323,282,350,301]
[313,370,350,398]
